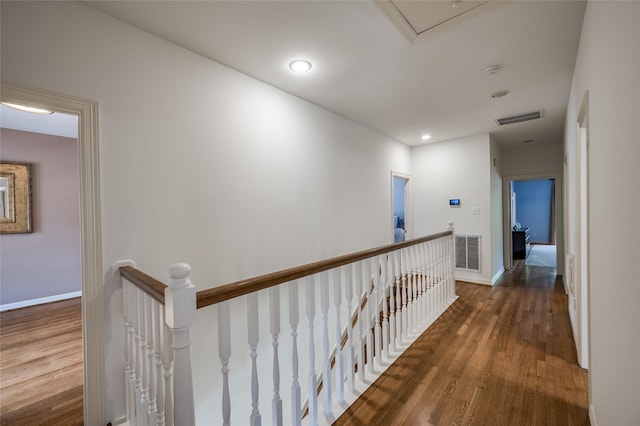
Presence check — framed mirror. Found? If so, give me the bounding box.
[0,162,33,233]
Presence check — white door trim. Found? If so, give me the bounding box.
[576,90,590,369]
[1,82,105,424]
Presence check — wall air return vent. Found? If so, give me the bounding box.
[455,235,481,272]
[496,110,543,126]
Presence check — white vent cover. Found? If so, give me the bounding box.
[455,235,481,272]
[495,110,543,126]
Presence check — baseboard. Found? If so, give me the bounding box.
[589,404,597,426]
[491,268,505,286]
[0,291,81,312]
[454,273,492,286]
[109,416,129,426]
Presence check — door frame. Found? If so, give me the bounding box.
[1,83,105,423]
[502,172,563,273]
[575,90,590,369]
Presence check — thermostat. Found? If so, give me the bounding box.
[449,199,461,207]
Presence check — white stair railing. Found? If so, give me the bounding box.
[116,223,458,426]
[118,262,196,426]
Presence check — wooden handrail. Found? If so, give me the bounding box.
[119,265,167,304]
[196,231,452,309]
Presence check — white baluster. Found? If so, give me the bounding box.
[320,273,332,415]
[404,249,414,336]
[122,282,134,422]
[165,263,196,426]
[218,301,231,426]
[373,259,382,366]
[414,245,422,325]
[144,296,155,424]
[381,258,390,360]
[435,238,441,312]
[162,313,174,426]
[134,287,145,425]
[439,237,444,310]
[446,235,452,301]
[390,252,398,353]
[419,244,427,324]
[411,246,420,328]
[334,268,345,403]
[398,250,408,343]
[356,263,365,383]
[364,263,374,374]
[407,247,416,328]
[423,243,430,322]
[270,288,283,426]
[289,282,302,426]
[432,239,438,315]
[424,242,432,320]
[347,263,362,392]
[440,237,446,309]
[141,294,151,425]
[247,293,262,426]
[155,302,166,426]
[342,265,356,396]
[306,278,318,426]
[147,297,158,424]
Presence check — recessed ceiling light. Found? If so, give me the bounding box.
[2,102,53,115]
[421,134,431,141]
[289,59,312,73]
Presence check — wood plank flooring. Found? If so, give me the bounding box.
[0,298,83,426]
[335,264,589,425]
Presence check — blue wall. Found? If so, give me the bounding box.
[513,179,554,244]
[393,176,406,225]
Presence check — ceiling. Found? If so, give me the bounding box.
[0,105,78,139]
[79,1,586,148]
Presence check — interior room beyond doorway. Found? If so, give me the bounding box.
[511,178,557,268]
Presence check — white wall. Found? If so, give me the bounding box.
[412,134,493,284]
[564,2,640,425]
[0,2,411,421]
[0,129,81,306]
[501,142,563,177]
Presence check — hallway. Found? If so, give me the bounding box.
[336,265,589,425]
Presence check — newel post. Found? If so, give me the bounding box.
[165,263,196,426]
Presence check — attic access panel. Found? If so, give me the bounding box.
[379,1,498,41]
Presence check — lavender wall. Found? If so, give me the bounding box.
[0,128,81,305]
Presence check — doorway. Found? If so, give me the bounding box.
[0,83,104,423]
[0,105,82,422]
[511,178,557,267]
[391,172,411,243]
[502,172,563,273]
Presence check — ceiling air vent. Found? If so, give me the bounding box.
[496,110,543,126]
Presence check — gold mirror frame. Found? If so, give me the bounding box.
[0,161,33,233]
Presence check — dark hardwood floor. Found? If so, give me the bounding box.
[335,263,589,425]
[0,298,83,426]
